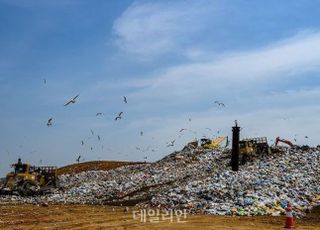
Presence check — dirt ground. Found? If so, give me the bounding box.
[0,204,319,230]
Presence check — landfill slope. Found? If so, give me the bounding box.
[1,146,319,217]
[57,160,146,175]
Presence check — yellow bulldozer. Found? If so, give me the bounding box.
[240,137,270,164]
[0,158,59,196]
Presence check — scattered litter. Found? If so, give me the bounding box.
[1,145,319,217]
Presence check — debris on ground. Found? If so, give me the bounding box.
[0,145,319,217]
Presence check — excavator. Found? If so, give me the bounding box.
[275,137,294,148]
[200,136,226,149]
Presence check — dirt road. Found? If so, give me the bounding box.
[0,204,319,229]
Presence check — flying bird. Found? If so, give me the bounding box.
[166,139,176,147]
[123,96,127,104]
[47,118,53,127]
[115,112,123,121]
[96,112,103,116]
[214,100,225,107]
[64,94,79,106]
[43,79,46,84]
[140,131,143,136]
[179,128,187,132]
[136,147,141,150]
[90,129,94,135]
[188,118,192,122]
[305,136,309,139]
[81,140,84,146]
[98,135,101,141]
[76,155,81,163]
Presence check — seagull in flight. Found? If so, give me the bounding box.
[47,118,53,127]
[96,112,103,116]
[214,100,225,107]
[90,129,94,135]
[115,112,123,121]
[76,155,81,163]
[179,128,187,132]
[140,131,143,136]
[166,139,176,147]
[123,96,127,104]
[81,140,84,146]
[98,135,101,141]
[64,94,79,106]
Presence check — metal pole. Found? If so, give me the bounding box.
[231,120,240,171]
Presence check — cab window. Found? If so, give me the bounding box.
[15,164,27,173]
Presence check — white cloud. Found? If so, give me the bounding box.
[123,31,320,106]
[101,31,320,150]
[112,1,215,58]
[31,30,320,171]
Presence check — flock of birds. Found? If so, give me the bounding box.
[22,79,313,165]
[8,78,314,168]
[3,78,313,169]
[47,95,129,127]
[42,87,227,163]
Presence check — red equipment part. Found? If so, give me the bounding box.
[275,137,294,148]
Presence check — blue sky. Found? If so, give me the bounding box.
[1,0,320,176]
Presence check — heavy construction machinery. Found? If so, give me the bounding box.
[239,137,270,164]
[0,158,59,196]
[275,137,294,148]
[200,136,226,149]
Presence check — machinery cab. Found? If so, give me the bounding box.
[200,138,212,147]
[239,140,255,155]
[14,163,30,174]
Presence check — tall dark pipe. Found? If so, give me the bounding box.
[231,120,240,171]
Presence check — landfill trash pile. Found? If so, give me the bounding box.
[0,178,4,188]
[0,145,319,217]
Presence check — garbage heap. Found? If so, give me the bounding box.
[1,145,319,217]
